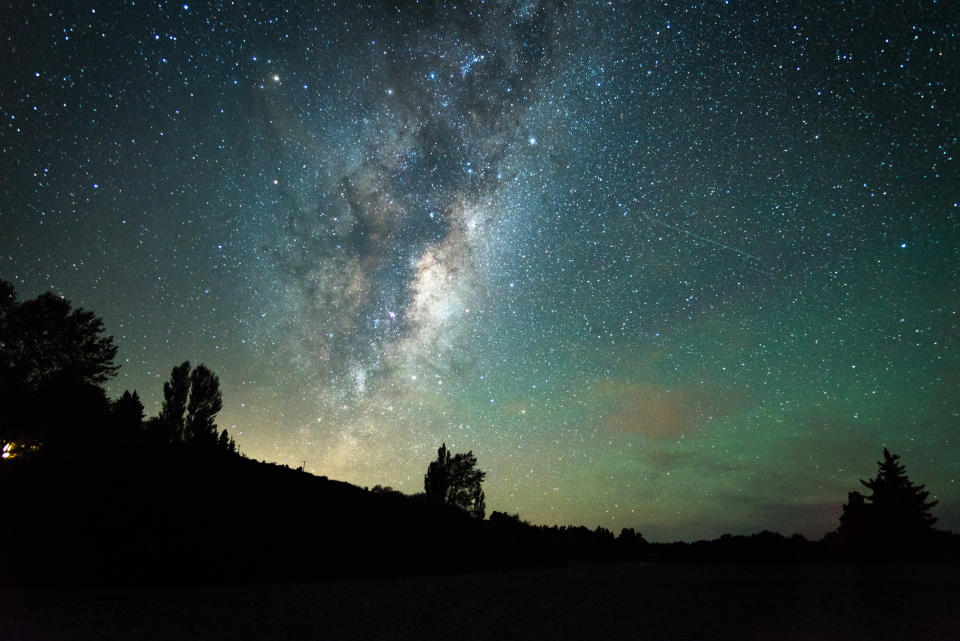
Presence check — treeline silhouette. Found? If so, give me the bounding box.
[1,280,957,586]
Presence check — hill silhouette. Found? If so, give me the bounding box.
[7,439,958,586]
[2,279,958,586]
[2,440,647,585]
[0,279,642,585]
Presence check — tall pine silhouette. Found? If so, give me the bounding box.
[861,448,937,531]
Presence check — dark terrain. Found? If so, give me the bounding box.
[4,284,957,638]
[5,562,958,641]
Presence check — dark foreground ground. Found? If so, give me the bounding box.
[4,563,958,641]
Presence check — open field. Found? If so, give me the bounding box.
[5,563,958,640]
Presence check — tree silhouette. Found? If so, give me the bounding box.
[425,443,453,503]
[618,527,646,546]
[0,281,118,390]
[217,428,237,453]
[113,390,145,432]
[0,281,118,450]
[424,443,486,517]
[863,448,937,530]
[185,364,223,446]
[157,361,191,444]
[838,448,939,550]
[471,482,486,520]
[154,361,224,448]
[838,490,871,542]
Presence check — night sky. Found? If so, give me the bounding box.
[2,1,958,541]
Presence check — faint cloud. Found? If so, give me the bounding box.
[593,379,746,440]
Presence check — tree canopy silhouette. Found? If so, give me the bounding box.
[424,443,486,518]
[838,448,939,550]
[0,280,118,390]
[1,280,119,450]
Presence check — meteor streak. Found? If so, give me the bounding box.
[638,213,761,262]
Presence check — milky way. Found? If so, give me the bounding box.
[2,1,958,540]
[269,4,570,394]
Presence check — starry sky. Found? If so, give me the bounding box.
[2,1,958,541]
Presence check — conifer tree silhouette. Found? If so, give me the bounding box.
[839,448,939,550]
[861,448,938,532]
[113,390,145,431]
